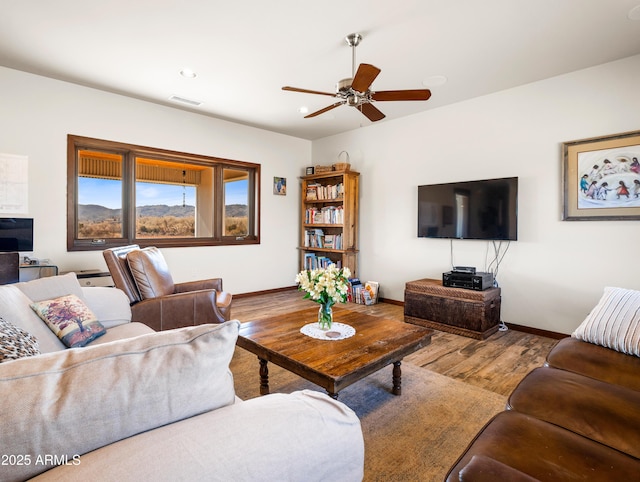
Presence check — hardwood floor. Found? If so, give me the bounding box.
[231,289,559,397]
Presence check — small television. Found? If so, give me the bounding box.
[418,177,518,241]
[0,218,34,252]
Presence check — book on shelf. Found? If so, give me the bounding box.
[305,205,344,224]
[303,253,340,271]
[324,234,334,249]
[304,228,324,248]
[305,183,320,201]
[305,182,344,201]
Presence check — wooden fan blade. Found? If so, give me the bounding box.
[357,102,385,122]
[282,86,336,97]
[371,89,432,101]
[351,64,381,93]
[305,102,344,118]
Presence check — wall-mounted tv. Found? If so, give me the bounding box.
[0,218,34,252]
[418,177,518,241]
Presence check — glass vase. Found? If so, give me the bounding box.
[318,303,333,331]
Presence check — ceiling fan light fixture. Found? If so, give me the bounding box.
[282,32,431,123]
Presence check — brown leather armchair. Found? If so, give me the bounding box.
[103,245,232,331]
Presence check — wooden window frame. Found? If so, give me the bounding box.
[67,135,260,251]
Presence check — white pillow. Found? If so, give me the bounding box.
[0,320,240,481]
[572,287,640,357]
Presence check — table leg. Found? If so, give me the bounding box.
[326,390,339,400]
[259,357,270,395]
[392,361,402,395]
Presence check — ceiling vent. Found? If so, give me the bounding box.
[168,95,203,107]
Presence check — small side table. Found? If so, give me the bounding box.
[404,278,502,340]
[62,270,114,287]
[19,264,58,282]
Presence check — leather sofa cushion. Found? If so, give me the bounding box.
[458,455,540,482]
[0,320,239,481]
[546,337,640,391]
[507,366,640,458]
[126,246,175,299]
[446,411,640,482]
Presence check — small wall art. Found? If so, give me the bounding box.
[273,177,286,195]
[562,130,640,220]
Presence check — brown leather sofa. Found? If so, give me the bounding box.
[103,245,232,331]
[446,336,640,481]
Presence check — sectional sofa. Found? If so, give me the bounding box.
[0,273,364,481]
[446,286,640,481]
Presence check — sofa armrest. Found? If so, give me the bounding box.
[33,390,364,482]
[175,278,222,293]
[131,290,228,331]
[81,287,132,329]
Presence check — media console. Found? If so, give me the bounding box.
[404,278,501,340]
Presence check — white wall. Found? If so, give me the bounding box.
[0,66,310,294]
[312,54,640,335]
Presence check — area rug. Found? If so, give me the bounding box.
[231,347,506,481]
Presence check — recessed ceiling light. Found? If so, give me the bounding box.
[628,5,640,20]
[180,68,197,79]
[298,106,309,114]
[422,75,448,88]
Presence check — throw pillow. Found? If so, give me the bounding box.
[126,247,175,299]
[0,317,40,363]
[30,294,106,348]
[572,287,640,357]
[0,320,240,481]
[15,271,85,302]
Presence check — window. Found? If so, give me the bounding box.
[67,135,260,251]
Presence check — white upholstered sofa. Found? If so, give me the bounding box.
[0,273,364,481]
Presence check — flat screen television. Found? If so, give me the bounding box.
[0,218,34,252]
[418,177,518,240]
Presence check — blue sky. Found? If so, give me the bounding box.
[78,178,248,208]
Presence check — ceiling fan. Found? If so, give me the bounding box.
[282,33,431,122]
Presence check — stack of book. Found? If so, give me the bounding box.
[348,279,379,305]
[305,182,344,201]
[305,206,344,224]
[303,253,341,271]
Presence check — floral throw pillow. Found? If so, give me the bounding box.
[30,294,106,348]
[0,317,40,363]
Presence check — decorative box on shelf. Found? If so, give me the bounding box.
[404,278,501,340]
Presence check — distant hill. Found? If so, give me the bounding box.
[137,205,195,217]
[79,203,247,220]
[226,204,247,217]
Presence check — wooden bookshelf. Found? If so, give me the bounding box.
[299,170,359,276]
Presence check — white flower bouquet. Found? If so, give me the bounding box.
[295,265,351,329]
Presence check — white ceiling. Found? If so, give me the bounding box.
[1,0,640,140]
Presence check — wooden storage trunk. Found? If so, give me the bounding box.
[404,278,501,340]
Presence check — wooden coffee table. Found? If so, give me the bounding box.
[237,306,433,399]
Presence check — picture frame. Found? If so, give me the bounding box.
[273,177,286,195]
[562,130,640,220]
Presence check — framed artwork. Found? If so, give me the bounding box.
[562,130,640,220]
[273,177,286,195]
